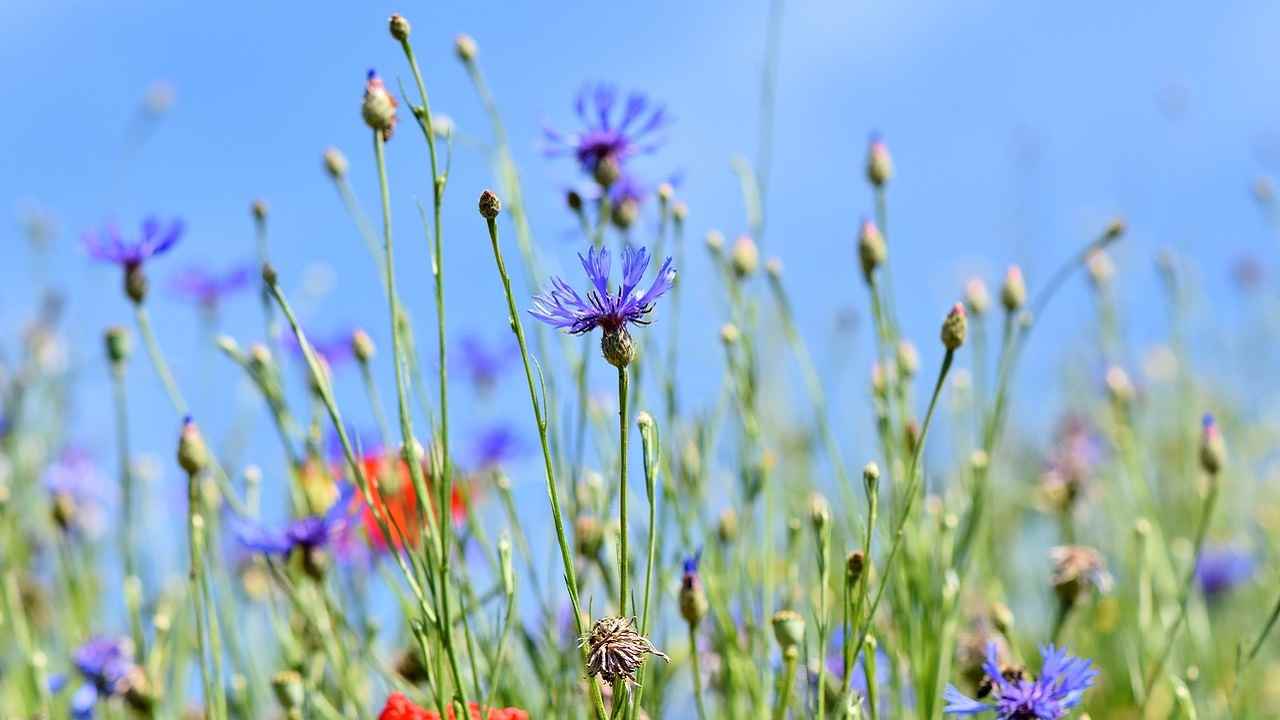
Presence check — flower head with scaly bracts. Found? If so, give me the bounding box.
[529,244,675,367]
[944,642,1097,719]
[169,264,252,309]
[543,83,669,182]
[84,217,184,303]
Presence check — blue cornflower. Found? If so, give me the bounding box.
[43,447,110,537]
[169,263,252,309]
[49,636,143,719]
[237,483,357,557]
[528,245,675,367]
[1195,546,1256,599]
[282,327,355,368]
[470,424,523,470]
[944,643,1096,719]
[543,83,668,181]
[457,334,516,392]
[84,217,183,303]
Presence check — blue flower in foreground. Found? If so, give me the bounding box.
[529,245,675,367]
[543,83,668,179]
[944,642,1096,719]
[83,217,183,267]
[238,483,356,556]
[1195,546,1256,599]
[169,264,252,308]
[49,636,140,719]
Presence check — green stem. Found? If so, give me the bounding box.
[134,304,188,416]
[110,366,146,657]
[482,211,609,720]
[689,623,709,720]
[848,349,955,671]
[618,365,630,615]
[772,649,799,720]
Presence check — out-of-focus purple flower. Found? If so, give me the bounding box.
[470,425,523,470]
[1232,255,1264,292]
[457,335,516,392]
[529,245,675,335]
[237,483,356,556]
[169,264,252,308]
[543,84,668,177]
[943,643,1096,719]
[1195,546,1256,599]
[49,636,142,719]
[1039,415,1102,510]
[821,630,895,713]
[282,328,354,367]
[43,447,110,537]
[83,217,183,267]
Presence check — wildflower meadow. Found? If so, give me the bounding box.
[5,3,1280,719]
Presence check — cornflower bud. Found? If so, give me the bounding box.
[1200,413,1225,475]
[771,609,806,649]
[105,326,131,367]
[478,189,501,219]
[251,199,268,223]
[846,550,865,583]
[896,340,919,378]
[1000,266,1026,312]
[177,416,209,476]
[730,234,759,278]
[323,147,348,179]
[862,461,880,495]
[857,218,887,281]
[965,277,990,315]
[705,230,725,254]
[866,133,893,187]
[941,303,967,350]
[678,553,708,626]
[361,70,398,140]
[809,492,831,533]
[717,508,739,543]
[454,34,477,63]
[351,329,375,364]
[388,14,411,41]
[672,201,688,223]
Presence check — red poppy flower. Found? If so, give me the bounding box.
[348,451,469,552]
[377,694,528,720]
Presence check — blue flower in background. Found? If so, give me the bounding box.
[237,483,356,556]
[49,636,139,719]
[944,643,1096,719]
[169,263,252,308]
[43,447,110,537]
[83,217,183,267]
[282,327,354,367]
[457,334,516,392]
[1195,546,1256,599]
[470,424,522,470]
[543,83,668,177]
[529,245,675,335]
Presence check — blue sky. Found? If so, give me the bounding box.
[3,1,1280,544]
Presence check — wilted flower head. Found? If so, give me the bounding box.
[169,264,252,309]
[1049,545,1112,608]
[943,642,1097,719]
[50,636,148,719]
[543,84,669,183]
[580,616,669,687]
[1195,546,1256,600]
[529,245,675,367]
[1039,415,1101,511]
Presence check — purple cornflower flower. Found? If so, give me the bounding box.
[169,264,252,309]
[49,636,143,719]
[1195,546,1256,599]
[237,483,356,557]
[43,447,109,537]
[457,335,516,392]
[543,84,668,180]
[470,425,522,470]
[943,643,1096,719]
[84,217,184,303]
[282,328,355,367]
[529,244,675,367]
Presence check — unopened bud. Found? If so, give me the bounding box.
[719,323,740,347]
[705,230,725,254]
[771,610,806,649]
[575,515,604,558]
[177,417,209,476]
[105,326,131,366]
[388,14,411,42]
[862,462,880,494]
[498,534,515,596]
[1000,266,1026,312]
[730,235,759,278]
[866,134,893,187]
[566,189,584,213]
[809,493,831,532]
[478,189,502,219]
[351,329,375,363]
[896,340,919,378]
[1086,249,1114,287]
[657,182,674,204]
[1102,217,1127,244]
[323,147,348,178]
[765,257,783,278]
[271,670,304,711]
[846,550,865,582]
[857,219,887,280]
[965,277,990,315]
[1199,414,1225,476]
[1105,366,1133,405]
[940,303,967,350]
[361,70,398,140]
[672,201,688,223]
[717,508,739,543]
[454,34,477,63]
[251,199,268,223]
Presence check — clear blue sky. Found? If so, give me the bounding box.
[3,1,1279,544]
